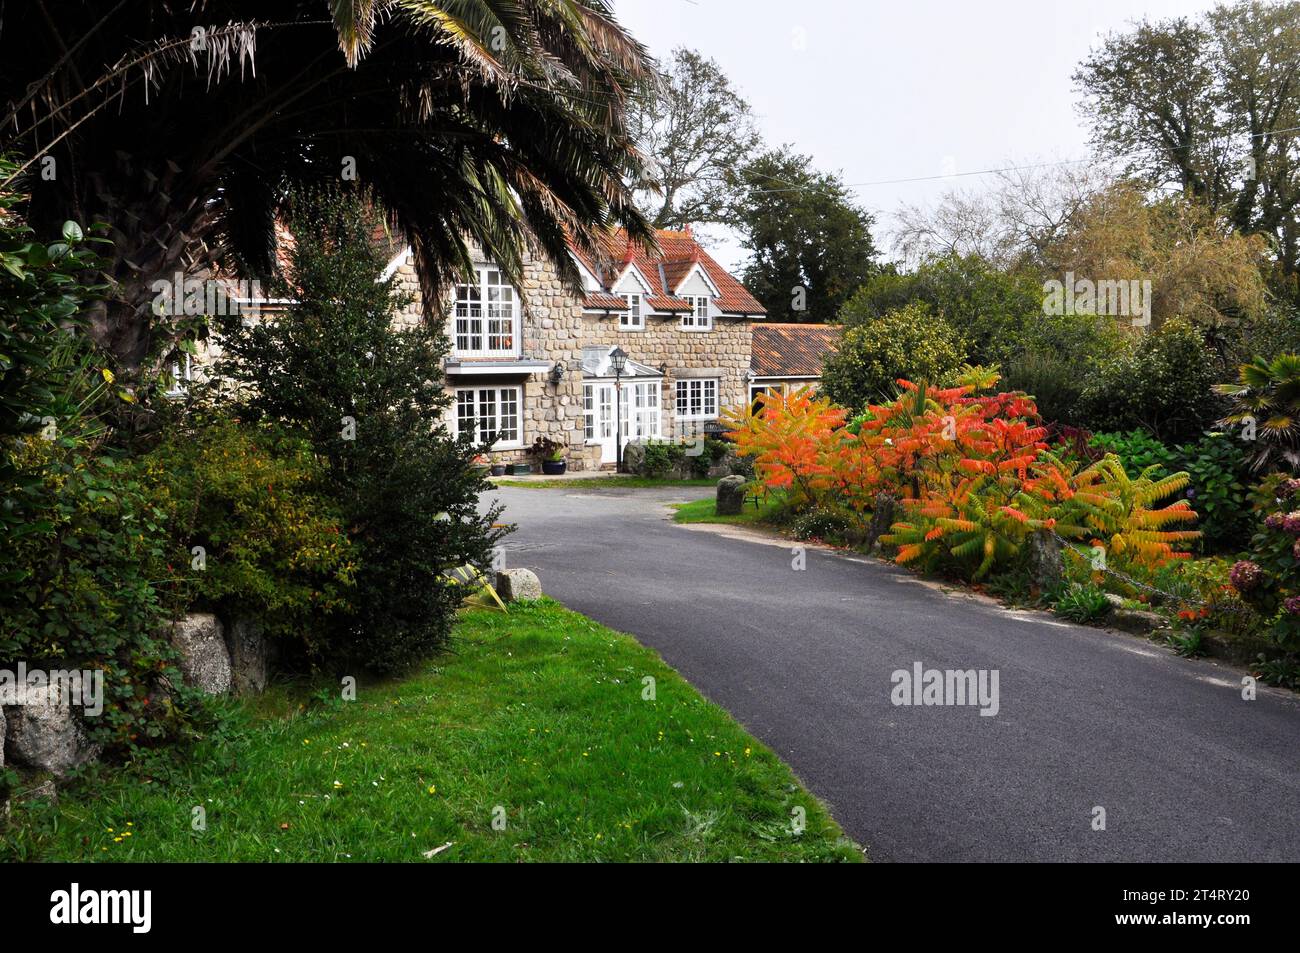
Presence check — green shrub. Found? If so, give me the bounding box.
[639,441,683,478]
[1075,319,1221,443]
[1089,430,1179,476]
[1003,312,1125,425]
[1053,583,1111,623]
[210,188,503,674]
[1227,475,1300,655]
[1214,352,1300,474]
[1091,430,1252,552]
[792,507,855,542]
[844,255,1044,368]
[822,300,966,409]
[0,439,204,756]
[132,415,357,661]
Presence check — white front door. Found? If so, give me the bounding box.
[586,381,661,465]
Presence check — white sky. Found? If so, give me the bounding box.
[611,0,1221,269]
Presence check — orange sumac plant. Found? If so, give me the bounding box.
[725,379,1199,580]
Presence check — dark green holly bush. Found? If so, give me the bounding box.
[1075,319,1222,444]
[210,188,504,674]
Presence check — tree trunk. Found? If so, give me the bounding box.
[80,153,221,375]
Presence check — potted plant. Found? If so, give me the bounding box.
[488,454,507,477]
[530,436,567,475]
[471,453,491,476]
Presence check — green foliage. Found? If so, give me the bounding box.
[846,255,1044,367]
[0,438,204,756]
[1215,352,1300,474]
[131,415,358,660]
[1053,583,1111,623]
[0,164,113,571]
[1089,430,1180,475]
[1228,304,1300,366]
[528,436,566,462]
[1075,319,1221,443]
[1091,430,1253,553]
[634,438,730,479]
[822,301,967,410]
[792,506,855,543]
[8,4,657,370]
[1229,475,1300,653]
[737,147,877,321]
[1002,311,1128,424]
[211,188,504,674]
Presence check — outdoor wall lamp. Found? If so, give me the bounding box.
[550,362,565,385]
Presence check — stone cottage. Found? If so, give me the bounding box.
[384,226,767,470]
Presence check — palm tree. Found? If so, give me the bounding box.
[0,1,655,373]
[1216,354,1300,473]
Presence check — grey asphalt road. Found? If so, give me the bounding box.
[485,484,1300,862]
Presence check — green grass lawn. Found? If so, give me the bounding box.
[672,493,787,526]
[496,475,716,489]
[3,600,859,863]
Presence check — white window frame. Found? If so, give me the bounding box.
[621,381,661,441]
[455,386,523,449]
[675,378,719,422]
[680,295,712,331]
[453,267,519,358]
[165,353,193,398]
[620,292,645,330]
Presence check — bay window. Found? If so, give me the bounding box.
[455,386,522,448]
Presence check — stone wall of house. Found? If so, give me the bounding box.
[582,315,753,435]
[392,247,602,471]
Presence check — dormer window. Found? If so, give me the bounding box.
[454,267,518,357]
[681,295,712,330]
[621,292,644,330]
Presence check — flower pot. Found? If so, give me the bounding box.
[490,465,507,476]
[542,459,567,475]
[508,463,533,476]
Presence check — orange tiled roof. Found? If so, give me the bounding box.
[751,323,841,378]
[571,227,766,317]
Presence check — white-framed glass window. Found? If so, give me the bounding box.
[583,384,595,440]
[675,378,718,421]
[454,267,517,357]
[621,382,661,440]
[681,295,712,330]
[455,386,522,448]
[620,292,644,330]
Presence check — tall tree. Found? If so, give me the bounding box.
[736,148,877,322]
[1074,0,1300,294]
[0,1,655,375]
[628,48,761,229]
